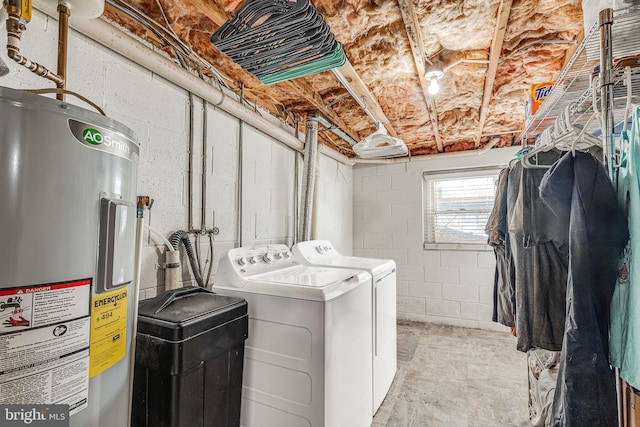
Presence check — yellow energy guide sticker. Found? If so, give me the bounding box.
[89,287,128,378]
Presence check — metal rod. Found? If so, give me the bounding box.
[599,8,615,184]
[56,3,70,101]
[237,120,244,247]
[188,93,194,231]
[201,99,208,229]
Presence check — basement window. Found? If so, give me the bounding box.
[423,167,500,249]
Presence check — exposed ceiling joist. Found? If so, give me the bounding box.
[186,0,228,26]
[474,0,513,148]
[397,0,443,153]
[562,29,584,69]
[281,79,361,142]
[335,61,399,138]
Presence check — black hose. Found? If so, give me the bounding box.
[169,230,205,288]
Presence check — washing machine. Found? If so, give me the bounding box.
[213,244,373,427]
[292,240,397,414]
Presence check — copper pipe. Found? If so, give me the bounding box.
[56,3,70,100]
[5,5,64,86]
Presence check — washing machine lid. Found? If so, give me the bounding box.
[292,240,396,277]
[216,265,370,301]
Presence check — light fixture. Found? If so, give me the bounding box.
[425,61,444,95]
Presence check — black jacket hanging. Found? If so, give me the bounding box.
[539,151,628,427]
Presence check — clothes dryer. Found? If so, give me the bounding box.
[292,240,397,414]
[213,244,373,427]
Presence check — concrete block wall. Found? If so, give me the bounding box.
[353,147,520,331]
[2,9,352,299]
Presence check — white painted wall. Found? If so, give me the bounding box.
[353,148,520,331]
[1,9,353,299]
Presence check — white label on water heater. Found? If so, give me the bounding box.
[0,279,92,416]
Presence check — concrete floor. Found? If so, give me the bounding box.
[373,321,531,427]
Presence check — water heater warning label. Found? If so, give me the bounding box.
[89,287,127,378]
[0,279,92,416]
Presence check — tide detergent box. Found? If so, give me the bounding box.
[525,81,555,118]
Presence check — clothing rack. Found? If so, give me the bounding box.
[520,5,640,183]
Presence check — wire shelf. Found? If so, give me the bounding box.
[520,6,640,143]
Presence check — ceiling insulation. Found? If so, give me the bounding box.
[103,0,584,157]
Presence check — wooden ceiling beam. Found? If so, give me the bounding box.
[281,79,361,142]
[474,0,513,148]
[397,0,443,152]
[334,61,399,138]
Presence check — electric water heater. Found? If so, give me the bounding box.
[0,86,139,426]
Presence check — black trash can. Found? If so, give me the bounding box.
[132,286,248,427]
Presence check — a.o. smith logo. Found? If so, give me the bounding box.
[68,119,139,162]
[1,405,68,426]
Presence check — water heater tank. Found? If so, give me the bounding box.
[0,87,139,427]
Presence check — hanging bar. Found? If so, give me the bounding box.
[599,8,615,184]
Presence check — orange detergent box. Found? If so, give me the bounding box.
[525,81,555,119]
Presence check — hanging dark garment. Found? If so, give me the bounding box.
[508,152,569,352]
[539,151,629,427]
[487,168,514,326]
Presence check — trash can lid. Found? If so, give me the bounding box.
[137,286,247,342]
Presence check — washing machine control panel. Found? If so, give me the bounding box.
[228,245,297,276]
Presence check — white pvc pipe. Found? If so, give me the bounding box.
[144,224,175,251]
[32,1,305,153]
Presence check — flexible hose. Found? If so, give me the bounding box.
[170,230,204,288]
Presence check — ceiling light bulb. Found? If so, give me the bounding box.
[428,78,440,95]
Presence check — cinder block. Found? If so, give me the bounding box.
[409,282,442,299]
[391,203,422,220]
[442,285,479,302]
[391,173,421,190]
[478,286,494,304]
[207,108,240,151]
[377,162,407,175]
[460,303,493,321]
[477,251,497,268]
[392,232,423,249]
[440,251,477,268]
[363,175,392,192]
[425,299,460,318]
[425,266,459,284]
[354,248,379,258]
[408,250,441,268]
[397,296,426,314]
[396,280,410,296]
[375,188,419,205]
[459,267,495,286]
[396,265,425,282]
[376,249,408,265]
[363,234,392,249]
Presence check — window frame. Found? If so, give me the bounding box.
[422,166,501,251]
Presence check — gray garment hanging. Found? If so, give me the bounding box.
[507,152,569,352]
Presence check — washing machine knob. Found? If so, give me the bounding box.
[263,253,275,263]
[316,245,324,254]
[275,252,284,260]
[282,251,291,258]
[249,256,258,264]
[237,257,248,266]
